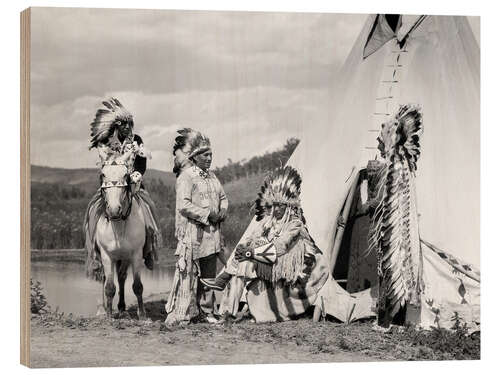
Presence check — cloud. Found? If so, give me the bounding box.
[29,10,478,174]
[29,8,367,171]
[31,86,331,171]
[30,8,366,106]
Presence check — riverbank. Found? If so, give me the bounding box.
[29,295,480,368]
[31,248,177,267]
[31,249,86,263]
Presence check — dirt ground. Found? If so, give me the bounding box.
[30,320,374,368]
[29,295,479,368]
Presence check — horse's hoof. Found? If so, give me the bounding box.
[118,311,131,319]
[96,305,107,317]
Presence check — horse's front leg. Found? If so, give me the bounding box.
[117,260,129,316]
[131,254,146,320]
[101,252,116,317]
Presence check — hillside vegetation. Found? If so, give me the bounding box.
[31,138,299,250]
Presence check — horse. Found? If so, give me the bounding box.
[94,149,148,319]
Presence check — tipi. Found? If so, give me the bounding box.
[233,14,480,330]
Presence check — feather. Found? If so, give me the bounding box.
[255,166,302,221]
[89,97,133,149]
[172,128,211,174]
[172,128,210,158]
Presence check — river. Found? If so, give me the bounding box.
[31,260,175,316]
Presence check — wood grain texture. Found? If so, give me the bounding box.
[20,7,31,368]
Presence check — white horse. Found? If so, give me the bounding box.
[95,150,147,319]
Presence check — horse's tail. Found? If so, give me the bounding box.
[84,192,106,282]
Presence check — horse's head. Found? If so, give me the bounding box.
[100,159,132,220]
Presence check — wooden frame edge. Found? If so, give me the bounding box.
[20,7,31,368]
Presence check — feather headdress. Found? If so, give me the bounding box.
[255,166,302,221]
[368,103,423,318]
[89,98,133,149]
[172,128,211,176]
[378,103,422,171]
[173,128,211,158]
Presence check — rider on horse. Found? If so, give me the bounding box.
[84,98,162,279]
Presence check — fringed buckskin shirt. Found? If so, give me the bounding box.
[175,165,228,260]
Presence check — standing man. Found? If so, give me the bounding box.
[165,128,228,324]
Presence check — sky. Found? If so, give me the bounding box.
[30,8,479,171]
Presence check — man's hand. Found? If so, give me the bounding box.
[235,244,253,262]
[208,209,227,225]
[130,171,142,195]
[208,211,219,225]
[177,256,186,273]
[218,208,227,223]
[357,203,370,216]
[130,171,142,184]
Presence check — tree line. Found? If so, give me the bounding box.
[31,138,300,250]
[213,138,299,184]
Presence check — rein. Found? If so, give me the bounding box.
[100,160,134,222]
[100,184,133,222]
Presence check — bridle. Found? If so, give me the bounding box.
[100,160,133,221]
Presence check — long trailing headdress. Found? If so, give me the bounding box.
[368,103,423,318]
[89,98,133,149]
[172,128,211,175]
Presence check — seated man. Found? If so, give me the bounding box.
[202,166,329,322]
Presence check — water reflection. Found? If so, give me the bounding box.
[31,261,174,317]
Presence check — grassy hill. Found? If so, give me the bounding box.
[30,165,263,250]
[31,165,176,194]
[223,173,264,207]
[30,139,297,250]
[31,165,260,204]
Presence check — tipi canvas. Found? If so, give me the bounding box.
[234,14,480,330]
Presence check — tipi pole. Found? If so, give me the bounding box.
[330,172,360,271]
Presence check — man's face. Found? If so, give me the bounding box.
[117,119,133,139]
[193,150,212,172]
[377,121,395,159]
[273,203,287,220]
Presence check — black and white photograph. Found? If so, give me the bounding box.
[20,5,480,368]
